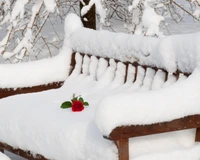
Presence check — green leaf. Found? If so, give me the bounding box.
[83,102,89,106]
[60,101,72,109]
[79,97,84,103]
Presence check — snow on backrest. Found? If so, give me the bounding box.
[140,68,156,91]
[132,66,145,87]
[71,52,83,76]
[68,16,200,74]
[111,62,126,87]
[89,56,99,80]
[163,74,177,88]
[126,64,136,84]
[96,58,108,81]
[151,70,167,90]
[97,59,117,86]
[82,55,90,76]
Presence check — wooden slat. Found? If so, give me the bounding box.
[124,63,129,83]
[0,82,63,99]
[106,115,200,140]
[0,142,48,160]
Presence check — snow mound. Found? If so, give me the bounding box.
[0,47,72,88]
[95,68,200,136]
[0,152,11,160]
[65,13,83,38]
[70,26,200,73]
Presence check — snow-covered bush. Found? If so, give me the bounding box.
[101,0,200,35]
[0,0,76,63]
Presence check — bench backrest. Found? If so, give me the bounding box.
[70,51,191,90]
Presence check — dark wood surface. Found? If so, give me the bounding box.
[0,82,63,99]
[195,127,200,142]
[80,0,96,30]
[115,139,129,160]
[0,142,48,160]
[106,115,200,140]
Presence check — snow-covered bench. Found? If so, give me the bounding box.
[0,14,200,160]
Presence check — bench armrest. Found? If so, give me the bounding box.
[95,69,200,137]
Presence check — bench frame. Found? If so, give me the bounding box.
[105,115,200,160]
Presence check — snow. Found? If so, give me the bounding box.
[0,46,72,88]
[81,0,106,25]
[43,0,56,13]
[70,25,200,73]
[0,152,10,160]
[1,13,200,160]
[28,1,43,28]
[142,6,164,37]
[64,13,83,39]
[10,0,28,22]
[0,58,200,160]
[95,68,200,136]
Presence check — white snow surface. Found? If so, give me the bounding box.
[70,26,200,73]
[0,46,72,88]
[0,58,200,160]
[1,13,200,160]
[95,68,200,136]
[10,0,28,22]
[0,152,10,160]
[43,0,56,13]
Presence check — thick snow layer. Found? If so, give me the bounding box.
[1,63,200,160]
[95,68,200,136]
[64,13,83,39]
[69,20,200,73]
[0,152,10,160]
[70,27,161,68]
[0,64,200,160]
[1,13,200,160]
[0,47,72,88]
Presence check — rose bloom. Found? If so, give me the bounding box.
[72,100,84,112]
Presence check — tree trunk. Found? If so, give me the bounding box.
[80,0,96,30]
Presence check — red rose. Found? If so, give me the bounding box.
[72,100,84,112]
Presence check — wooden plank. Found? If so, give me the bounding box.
[0,82,63,99]
[0,142,48,160]
[107,115,200,140]
[115,139,129,160]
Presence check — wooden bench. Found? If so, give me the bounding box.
[0,15,200,160]
[0,51,199,160]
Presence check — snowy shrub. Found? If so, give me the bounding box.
[0,0,77,63]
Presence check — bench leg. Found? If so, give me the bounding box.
[115,139,129,160]
[195,127,200,142]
